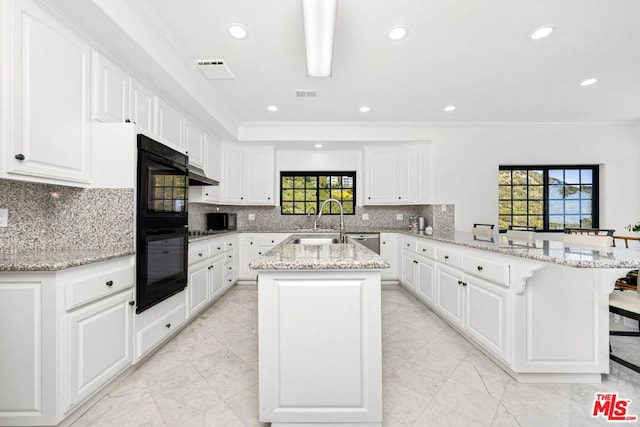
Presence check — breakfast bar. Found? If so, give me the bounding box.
[250,234,389,427]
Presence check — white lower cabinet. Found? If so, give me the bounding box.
[416,256,435,305]
[66,289,133,408]
[435,264,465,326]
[464,276,508,362]
[238,233,290,281]
[187,260,210,317]
[380,234,398,280]
[135,292,186,361]
[402,251,418,292]
[0,256,134,426]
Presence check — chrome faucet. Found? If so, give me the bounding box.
[317,198,346,242]
[307,207,317,231]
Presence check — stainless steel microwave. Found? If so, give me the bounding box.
[207,213,237,230]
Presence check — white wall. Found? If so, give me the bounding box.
[271,124,640,233]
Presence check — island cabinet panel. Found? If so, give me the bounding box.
[258,271,383,425]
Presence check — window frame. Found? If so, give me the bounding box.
[498,165,599,232]
[280,171,356,215]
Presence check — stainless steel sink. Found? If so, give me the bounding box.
[292,237,340,245]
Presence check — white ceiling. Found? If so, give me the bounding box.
[127,0,640,125]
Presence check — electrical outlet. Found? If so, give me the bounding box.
[362,213,369,220]
[0,209,7,227]
[441,205,447,212]
[396,213,403,221]
[248,214,255,221]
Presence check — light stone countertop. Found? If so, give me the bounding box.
[249,234,390,271]
[0,249,136,272]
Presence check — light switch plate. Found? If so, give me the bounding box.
[396,213,403,221]
[0,209,7,227]
[248,214,255,221]
[362,213,369,220]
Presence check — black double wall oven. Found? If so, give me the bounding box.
[136,134,188,313]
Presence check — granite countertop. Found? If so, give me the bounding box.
[395,230,640,269]
[249,234,390,271]
[0,248,136,272]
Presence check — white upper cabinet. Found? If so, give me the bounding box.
[244,146,275,204]
[4,0,92,186]
[221,143,245,204]
[92,51,128,123]
[220,143,275,205]
[129,79,154,134]
[363,142,433,205]
[363,147,398,204]
[184,120,205,168]
[205,131,221,182]
[155,97,184,151]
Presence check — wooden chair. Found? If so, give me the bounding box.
[612,235,640,248]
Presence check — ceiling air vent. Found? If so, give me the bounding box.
[196,59,234,79]
[295,89,317,97]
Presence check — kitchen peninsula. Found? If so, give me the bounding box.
[250,234,389,426]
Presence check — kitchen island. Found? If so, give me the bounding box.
[250,234,389,427]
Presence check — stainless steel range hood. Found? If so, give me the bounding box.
[188,165,219,186]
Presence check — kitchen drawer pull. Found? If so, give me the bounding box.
[15,153,25,161]
[477,266,483,271]
[217,247,221,250]
[165,323,171,329]
[458,280,462,285]
[444,255,449,260]
[106,280,114,287]
[198,253,203,257]
[129,300,135,306]
[462,282,467,287]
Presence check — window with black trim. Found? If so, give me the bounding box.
[498,165,599,232]
[280,172,355,215]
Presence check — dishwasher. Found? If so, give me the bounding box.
[347,233,380,254]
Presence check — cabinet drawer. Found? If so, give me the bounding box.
[257,234,288,247]
[188,243,210,265]
[416,241,435,259]
[210,240,226,256]
[435,247,463,269]
[224,261,234,276]
[136,303,185,359]
[402,238,417,252]
[463,255,509,285]
[65,264,134,310]
[225,239,235,251]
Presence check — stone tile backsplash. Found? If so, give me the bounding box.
[0,179,134,253]
[189,203,455,232]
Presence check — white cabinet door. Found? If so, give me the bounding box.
[187,261,209,317]
[435,265,464,326]
[221,144,244,204]
[416,256,436,306]
[402,252,418,292]
[380,234,397,280]
[244,146,275,205]
[155,97,184,150]
[238,235,257,280]
[67,289,133,408]
[418,143,433,203]
[209,256,226,301]
[205,131,221,182]
[7,0,91,185]
[92,52,128,123]
[398,144,420,203]
[465,276,508,362]
[184,120,205,168]
[363,147,398,205]
[129,79,154,134]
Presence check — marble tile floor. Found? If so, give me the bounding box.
[72,283,640,427]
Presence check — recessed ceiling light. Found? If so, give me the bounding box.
[360,106,371,113]
[314,144,323,148]
[227,24,248,39]
[444,105,456,112]
[579,78,599,87]
[529,26,554,40]
[267,105,278,112]
[387,25,408,41]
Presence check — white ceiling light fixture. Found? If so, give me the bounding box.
[315,144,323,148]
[227,23,248,39]
[387,25,408,41]
[444,105,456,112]
[360,106,370,113]
[301,0,338,77]
[267,105,278,112]
[580,78,599,87]
[529,25,554,40]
